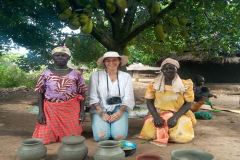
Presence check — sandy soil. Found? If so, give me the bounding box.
[0,86,240,160]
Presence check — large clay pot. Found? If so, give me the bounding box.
[17,138,47,160]
[57,135,88,160]
[94,140,125,160]
[171,149,214,160]
[136,154,162,160]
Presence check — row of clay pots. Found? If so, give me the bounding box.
[17,136,125,160]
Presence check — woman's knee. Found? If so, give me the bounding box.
[171,135,194,143]
[92,114,111,141]
[112,134,127,140]
[93,131,110,141]
[110,116,128,140]
[111,131,128,140]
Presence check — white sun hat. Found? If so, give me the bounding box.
[97,51,128,66]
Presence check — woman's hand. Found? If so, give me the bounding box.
[153,116,165,128]
[79,112,85,122]
[37,112,46,124]
[101,113,111,122]
[95,104,110,122]
[167,115,178,128]
[109,111,123,123]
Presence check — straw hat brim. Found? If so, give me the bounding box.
[97,55,128,66]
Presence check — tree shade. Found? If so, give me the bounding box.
[0,0,240,71]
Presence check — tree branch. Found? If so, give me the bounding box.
[68,0,84,12]
[91,27,113,50]
[121,0,179,43]
[121,0,137,36]
[98,0,117,37]
[93,9,105,26]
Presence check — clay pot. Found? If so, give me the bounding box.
[136,154,162,160]
[17,138,47,160]
[58,136,88,160]
[94,140,125,160]
[171,149,214,160]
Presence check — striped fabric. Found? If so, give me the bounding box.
[32,96,83,144]
[35,69,86,102]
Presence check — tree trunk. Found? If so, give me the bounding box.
[111,44,125,55]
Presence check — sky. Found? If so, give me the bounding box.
[10,47,29,55]
[9,27,79,55]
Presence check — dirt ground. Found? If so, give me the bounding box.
[0,85,240,160]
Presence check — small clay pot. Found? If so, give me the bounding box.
[17,138,47,160]
[136,154,162,160]
[58,135,88,160]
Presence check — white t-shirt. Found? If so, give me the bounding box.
[89,70,135,112]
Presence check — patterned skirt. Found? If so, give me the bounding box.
[32,96,83,144]
[139,111,195,145]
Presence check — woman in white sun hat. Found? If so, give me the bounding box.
[89,51,135,141]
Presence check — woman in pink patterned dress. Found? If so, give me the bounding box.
[32,46,87,144]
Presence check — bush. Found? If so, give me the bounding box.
[0,53,44,89]
[0,64,41,88]
[0,53,93,88]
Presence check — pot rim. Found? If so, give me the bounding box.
[22,138,43,146]
[171,148,214,159]
[62,135,86,144]
[98,140,120,148]
[136,154,162,160]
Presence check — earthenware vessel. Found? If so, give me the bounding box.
[58,135,88,160]
[94,140,125,160]
[136,154,162,160]
[17,138,47,160]
[171,149,214,160]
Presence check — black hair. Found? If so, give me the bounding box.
[193,74,205,83]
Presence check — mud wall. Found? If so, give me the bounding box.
[178,62,240,83]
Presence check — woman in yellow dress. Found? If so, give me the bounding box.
[139,58,196,146]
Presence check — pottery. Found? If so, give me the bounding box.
[17,138,47,160]
[136,154,162,160]
[171,149,214,160]
[94,140,125,160]
[58,135,88,160]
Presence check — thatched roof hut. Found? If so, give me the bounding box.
[127,63,160,71]
[127,63,160,81]
[158,53,240,65]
